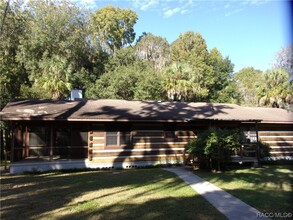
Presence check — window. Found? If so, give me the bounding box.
[106,132,118,146]
[120,132,131,145]
[165,131,176,139]
[106,131,131,146]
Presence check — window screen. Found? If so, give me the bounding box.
[55,128,70,146]
[120,132,130,145]
[71,130,88,146]
[29,127,47,146]
[106,132,118,146]
[28,127,49,157]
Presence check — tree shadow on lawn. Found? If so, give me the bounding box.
[194,165,293,214]
[0,169,225,220]
[57,196,223,220]
[221,188,293,214]
[196,165,293,191]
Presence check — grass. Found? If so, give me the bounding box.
[0,168,226,220]
[194,165,293,216]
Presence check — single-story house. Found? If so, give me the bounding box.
[1,99,292,174]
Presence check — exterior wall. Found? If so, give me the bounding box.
[9,121,293,173]
[88,129,196,168]
[259,124,293,160]
[10,121,198,173]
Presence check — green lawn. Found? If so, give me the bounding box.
[0,168,226,220]
[194,165,293,216]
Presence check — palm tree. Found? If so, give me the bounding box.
[163,62,191,101]
[258,68,293,108]
[163,62,211,101]
[39,55,72,99]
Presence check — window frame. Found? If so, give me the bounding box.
[105,131,131,147]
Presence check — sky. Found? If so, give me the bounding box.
[78,0,292,73]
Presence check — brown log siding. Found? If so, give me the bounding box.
[259,130,293,157]
[87,128,195,164]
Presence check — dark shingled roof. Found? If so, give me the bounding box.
[0,99,292,123]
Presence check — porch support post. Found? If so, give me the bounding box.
[25,126,28,157]
[50,126,53,161]
[255,121,261,167]
[10,122,15,163]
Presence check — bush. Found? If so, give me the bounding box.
[259,141,270,158]
[186,128,242,171]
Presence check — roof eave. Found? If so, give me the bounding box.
[0,116,262,123]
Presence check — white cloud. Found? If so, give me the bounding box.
[76,0,270,18]
[225,8,244,17]
[132,0,160,11]
[130,0,197,18]
[224,0,269,16]
[164,7,181,17]
[181,9,188,14]
[72,0,98,9]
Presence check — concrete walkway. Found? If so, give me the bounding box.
[164,167,270,220]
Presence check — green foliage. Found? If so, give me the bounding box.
[38,55,73,99]
[104,47,137,72]
[234,47,293,109]
[171,32,214,99]
[233,67,264,106]
[90,6,138,54]
[1,0,290,107]
[187,128,242,171]
[210,80,241,104]
[88,68,138,100]
[259,141,270,158]
[257,68,292,108]
[0,0,29,107]
[162,62,208,101]
[208,48,239,103]
[13,0,102,99]
[19,84,51,99]
[88,61,158,100]
[134,71,165,100]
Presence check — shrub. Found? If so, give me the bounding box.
[186,128,242,171]
[259,141,270,158]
